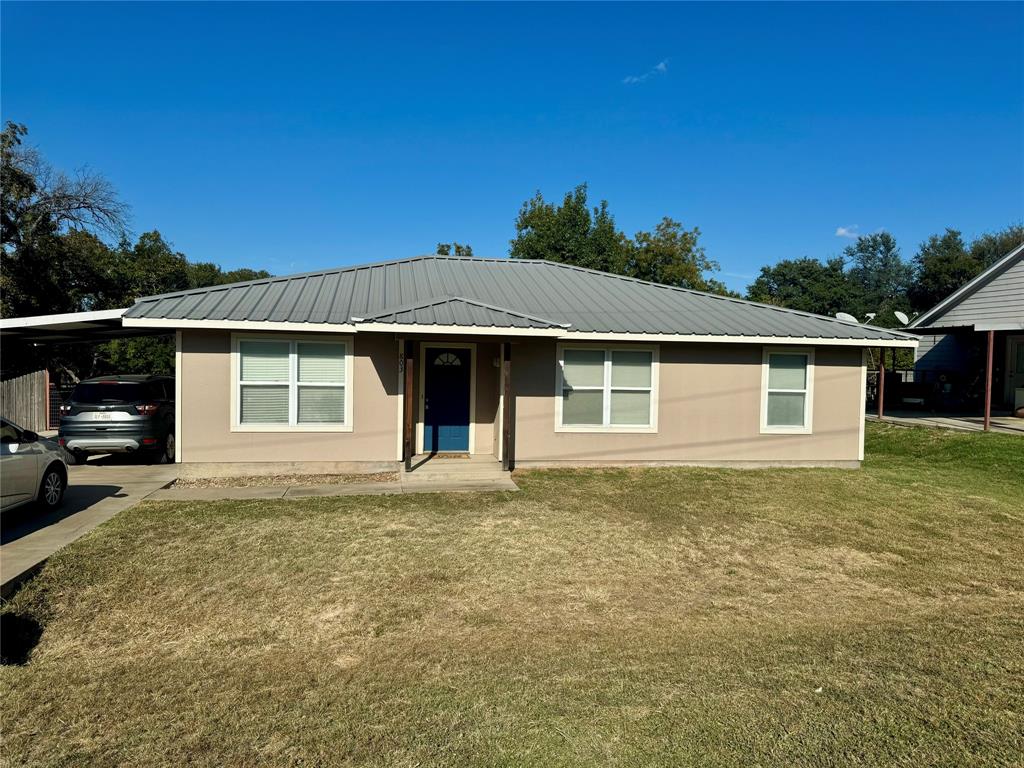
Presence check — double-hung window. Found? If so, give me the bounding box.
[761,348,813,434]
[234,337,352,430]
[557,346,657,431]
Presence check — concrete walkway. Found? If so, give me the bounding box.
[867,411,1024,435]
[1,458,177,595]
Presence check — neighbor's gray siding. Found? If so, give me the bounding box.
[915,333,971,370]
[927,255,1024,329]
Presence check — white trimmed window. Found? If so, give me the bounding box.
[557,346,658,431]
[233,337,352,431]
[761,348,814,434]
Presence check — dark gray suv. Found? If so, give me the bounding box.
[58,375,175,464]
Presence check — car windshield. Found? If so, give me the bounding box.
[71,382,155,404]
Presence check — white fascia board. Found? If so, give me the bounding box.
[556,332,919,348]
[0,307,128,329]
[974,322,1024,331]
[122,317,358,333]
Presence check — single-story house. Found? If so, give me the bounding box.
[908,242,1024,422]
[1,255,918,471]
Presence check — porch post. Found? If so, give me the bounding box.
[403,340,415,470]
[501,341,514,472]
[984,330,994,431]
[877,346,885,420]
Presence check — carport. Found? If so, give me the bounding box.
[1,308,181,594]
[0,307,179,444]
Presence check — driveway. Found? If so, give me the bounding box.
[1,455,177,594]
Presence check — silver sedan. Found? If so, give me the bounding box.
[0,418,67,513]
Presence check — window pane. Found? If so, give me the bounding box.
[240,341,290,381]
[610,390,650,425]
[562,349,605,388]
[298,343,345,383]
[766,392,806,426]
[298,386,345,424]
[611,350,652,388]
[241,385,288,423]
[562,389,603,425]
[768,354,807,390]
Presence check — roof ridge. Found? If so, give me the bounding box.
[352,294,571,328]
[526,259,921,340]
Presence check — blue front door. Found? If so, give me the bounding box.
[423,347,471,452]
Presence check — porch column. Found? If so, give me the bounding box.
[984,330,994,431]
[877,347,885,420]
[403,340,415,470]
[501,341,514,472]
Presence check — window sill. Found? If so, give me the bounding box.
[555,425,658,434]
[230,424,353,433]
[760,426,813,435]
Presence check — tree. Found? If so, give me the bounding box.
[509,184,632,274]
[843,232,912,324]
[510,184,729,293]
[436,242,474,258]
[746,256,854,316]
[627,217,725,292]
[968,223,1024,269]
[909,228,975,312]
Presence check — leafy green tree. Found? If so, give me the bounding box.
[968,223,1024,268]
[627,217,725,292]
[908,229,976,312]
[435,242,474,258]
[510,184,728,293]
[510,184,632,274]
[746,257,854,316]
[843,232,912,324]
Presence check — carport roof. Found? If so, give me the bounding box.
[0,308,156,343]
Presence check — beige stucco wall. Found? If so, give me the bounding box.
[179,330,866,468]
[511,339,865,465]
[179,330,400,465]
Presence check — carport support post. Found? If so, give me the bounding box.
[501,342,514,472]
[877,347,885,420]
[403,340,415,471]
[984,330,994,432]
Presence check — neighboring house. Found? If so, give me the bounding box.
[1,255,916,471]
[908,243,1024,415]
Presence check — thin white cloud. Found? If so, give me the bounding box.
[623,59,669,85]
[835,225,859,239]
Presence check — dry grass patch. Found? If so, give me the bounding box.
[172,471,398,488]
[1,423,1022,766]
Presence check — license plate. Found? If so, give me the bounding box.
[90,412,118,421]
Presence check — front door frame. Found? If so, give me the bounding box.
[417,341,476,454]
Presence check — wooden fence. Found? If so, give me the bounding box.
[0,370,50,433]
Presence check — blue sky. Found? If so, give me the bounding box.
[2,2,1022,292]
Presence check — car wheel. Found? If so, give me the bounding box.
[38,464,66,510]
[161,432,176,464]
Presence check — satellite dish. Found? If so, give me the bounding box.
[893,311,910,325]
[865,312,877,321]
[835,312,859,323]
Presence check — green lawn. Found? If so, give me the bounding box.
[2,423,1022,767]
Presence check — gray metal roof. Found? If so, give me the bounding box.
[124,255,915,341]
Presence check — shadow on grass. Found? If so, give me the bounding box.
[1,611,42,665]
